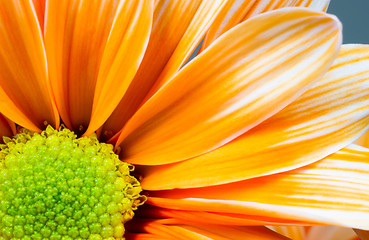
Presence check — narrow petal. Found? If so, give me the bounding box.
[269,226,306,240]
[201,0,331,50]
[141,207,311,226]
[128,221,290,240]
[100,0,226,140]
[32,0,45,32]
[141,44,369,190]
[45,0,152,135]
[0,1,59,132]
[117,8,341,165]
[305,226,359,240]
[148,145,369,230]
[354,229,369,240]
[0,114,15,142]
[86,0,153,136]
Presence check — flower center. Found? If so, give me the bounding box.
[0,126,145,239]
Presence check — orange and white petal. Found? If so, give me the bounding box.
[127,221,291,240]
[201,0,331,51]
[148,145,369,230]
[0,1,59,132]
[100,0,226,140]
[45,0,152,135]
[117,8,341,166]
[140,44,369,190]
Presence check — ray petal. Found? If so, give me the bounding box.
[141,44,369,189]
[201,0,331,50]
[100,0,226,140]
[45,0,152,135]
[117,8,341,165]
[0,0,59,132]
[148,145,369,230]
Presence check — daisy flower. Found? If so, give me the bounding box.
[1,0,369,239]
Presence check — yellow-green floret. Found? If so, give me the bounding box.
[0,126,145,239]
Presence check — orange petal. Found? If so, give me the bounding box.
[201,0,331,51]
[32,0,45,32]
[100,0,226,140]
[142,207,313,226]
[128,221,291,240]
[140,44,369,190]
[0,1,59,132]
[269,226,306,240]
[117,8,341,166]
[85,0,153,136]
[45,0,152,135]
[303,226,359,240]
[148,145,369,230]
[354,229,369,240]
[0,114,15,142]
[355,129,369,148]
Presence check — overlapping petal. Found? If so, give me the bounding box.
[140,44,369,189]
[117,8,341,165]
[201,0,331,51]
[126,221,290,240]
[45,0,152,135]
[32,0,45,32]
[0,1,59,132]
[0,114,15,142]
[101,0,226,140]
[148,145,369,230]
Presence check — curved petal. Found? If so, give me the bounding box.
[141,44,369,190]
[45,0,152,135]
[100,0,226,140]
[148,145,369,230]
[117,8,341,165]
[201,0,331,51]
[0,1,59,132]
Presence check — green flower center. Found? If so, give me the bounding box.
[0,126,145,239]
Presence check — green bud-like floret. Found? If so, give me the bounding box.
[0,126,145,239]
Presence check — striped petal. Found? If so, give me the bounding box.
[201,0,330,50]
[45,0,152,135]
[140,44,369,190]
[100,0,226,140]
[148,145,369,230]
[117,8,341,165]
[0,1,59,132]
